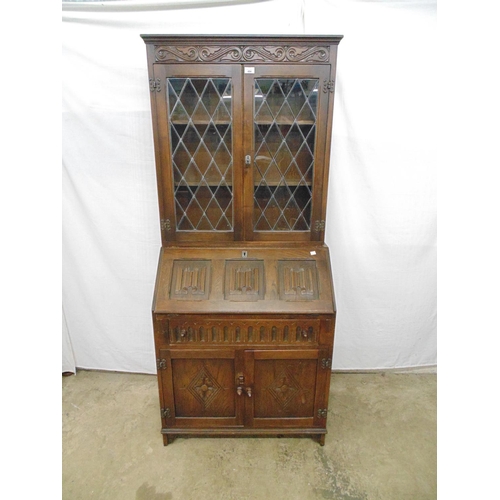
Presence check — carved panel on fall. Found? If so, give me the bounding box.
[225,260,264,301]
[143,34,341,446]
[170,260,211,300]
[278,260,319,300]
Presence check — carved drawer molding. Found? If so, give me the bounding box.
[168,317,320,345]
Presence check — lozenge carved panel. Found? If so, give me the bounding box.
[171,358,235,417]
[254,358,317,417]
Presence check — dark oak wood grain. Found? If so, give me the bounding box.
[142,35,341,445]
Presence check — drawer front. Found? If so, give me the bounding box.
[166,317,321,345]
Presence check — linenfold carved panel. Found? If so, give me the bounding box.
[278,260,319,301]
[224,260,265,301]
[155,45,330,63]
[170,260,211,300]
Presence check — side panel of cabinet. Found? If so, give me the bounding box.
[152,64,244,243]
[158,348,244,428]
[244,349,330,429]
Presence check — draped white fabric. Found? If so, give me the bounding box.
[62,0,436,373]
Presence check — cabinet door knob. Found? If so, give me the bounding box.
[246,387,252,397]
[236,375,245,395]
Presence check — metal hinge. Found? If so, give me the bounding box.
[157,358,167,370]
[149,78,161,92]
[323,80,335,93]
[318,409,328,419]
[161,219,171,232]
[314,220,325,232]
[161,408,171,419]
[321,358,332,369]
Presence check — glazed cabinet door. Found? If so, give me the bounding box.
[152,65,244,243]
[158,349,244,428]
[244,349,330,429]
[242,65,332,241]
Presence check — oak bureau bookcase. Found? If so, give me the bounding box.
[141,35,342,446]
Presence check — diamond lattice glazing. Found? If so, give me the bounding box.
[253,79,318,231]
[167,78,233,231]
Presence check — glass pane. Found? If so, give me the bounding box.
[167,78,233,231]
[253,78,319,231]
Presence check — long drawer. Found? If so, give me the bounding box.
[161,317,322,346]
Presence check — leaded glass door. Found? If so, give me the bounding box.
[243,65,331,241]
[154,65,243,242]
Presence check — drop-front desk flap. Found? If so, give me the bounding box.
[152,245,336,315]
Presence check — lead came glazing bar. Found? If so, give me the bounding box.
[253,78,318,231]
[167,77,234,232]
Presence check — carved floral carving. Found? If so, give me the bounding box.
[267,367,303,410]
[187,367,222,409]
[155,45,330,63]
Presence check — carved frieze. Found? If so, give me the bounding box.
[155,45,330,64]
[168,318,320,344]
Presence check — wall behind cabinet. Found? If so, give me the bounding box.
[62,0,436,373]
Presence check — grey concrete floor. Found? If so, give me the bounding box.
[62,370,436,500]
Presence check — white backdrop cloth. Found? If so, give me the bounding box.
[62,0,436,373]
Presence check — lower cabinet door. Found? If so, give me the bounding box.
[159,349,244,428]
[245,349,327,429]
[158,347,330,433]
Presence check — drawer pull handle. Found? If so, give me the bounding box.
[246,387,252,397]
[180,329,187,337]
